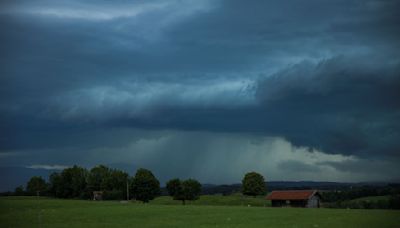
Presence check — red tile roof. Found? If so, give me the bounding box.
[266,190,318,200]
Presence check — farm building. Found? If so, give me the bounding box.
[93,191,104,201]
[266,190,321,208]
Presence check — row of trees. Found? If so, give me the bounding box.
[21,166,159,202]
[321,185,400,202]
[324,195,400,210]
[17,165,267,203]
[22,165,129,200]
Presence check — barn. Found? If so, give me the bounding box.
[266,190,321,208]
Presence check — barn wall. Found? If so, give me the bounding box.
[290,200,307,207]
[272,200,308,207]
[271,200,285,207]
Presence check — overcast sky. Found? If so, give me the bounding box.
[1,0,399,190]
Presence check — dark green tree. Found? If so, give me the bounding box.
[182,179,202,204]
[166,178,202,205]
[107,169,129,199]
[48,172,62,197]
[14,185,24,196]
[131,168,160,203]
[59,165,88,198]
[26,176,47,196]
[166,178,183,200]
[241,172,266,196]
[87,165,129,200]
[87,165,111,192]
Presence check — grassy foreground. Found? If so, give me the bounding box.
[149,194,270,207]
[1,197,399,228]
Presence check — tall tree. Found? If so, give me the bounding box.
[166,178,183,200]
[107,169,129,193]
[48,172,62,197]
[166,178,202,205]
[59,165,88,198]
[87,165,111,192]
[181,179,202,204]
[26,176,47,196]
[14,185,24,196]
[241,172,266,197]
[131,168,160,203]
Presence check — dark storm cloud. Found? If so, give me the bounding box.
[256,55,400,157]
[320,160,389,174]
[1,0,400,186]
[105,55,400,158]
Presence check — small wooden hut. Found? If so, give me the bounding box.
[93,191,104,201]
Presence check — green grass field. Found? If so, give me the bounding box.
[1,196,399,228]
[149,194,270,207]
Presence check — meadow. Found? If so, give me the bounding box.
[1,196,399,227]
[149,194,270,207]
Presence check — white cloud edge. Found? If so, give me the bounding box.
[26,164,70,170]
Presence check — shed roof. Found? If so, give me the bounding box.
[266,190,319,200]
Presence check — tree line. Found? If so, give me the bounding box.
[321,185,400,209]
[321,184,400,203]
[10,165,268,204]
